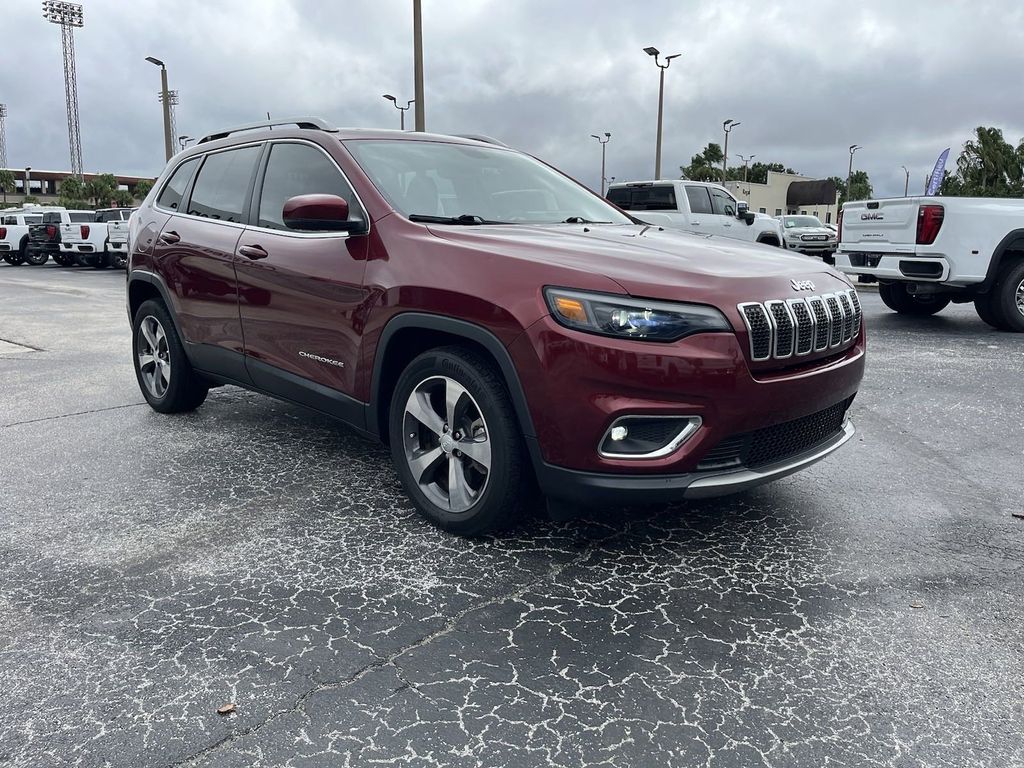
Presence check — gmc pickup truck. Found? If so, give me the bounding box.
[60,207,133,268]
[28,209,95,267]
[105,208,137,268]
[836,197,1024,332]
[607,180,784,248]
[1,208,46,265]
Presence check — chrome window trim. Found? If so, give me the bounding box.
[737,302,772,362]
[598,415,703,460]
[786,298,815,356]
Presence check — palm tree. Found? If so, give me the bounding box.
[956,127,1021,196]
[0,170,15,204]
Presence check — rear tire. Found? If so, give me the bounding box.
[974,293,1004,329]
[2,253,24,266]
[90,253,110,270]
[988,260,1024,332]
[109,250,128,269]
[24,239,48,266]
[879,282,950,316]
[53,252,76,267]
[388,346,524,536]
[132,299,209,413]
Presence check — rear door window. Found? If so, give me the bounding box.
[69,212,94,223]
[187,147,261,223]
[606,185,677,211]
[684,185,713,214]
[256,142,363,231]
[157,157,200,212]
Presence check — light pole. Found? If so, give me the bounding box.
[383,94,414,131]
[178,135,193,151]
[901,164,910,197]
[847,144,862,202]
[413,0,425,131]
[0,104,7,170]
[591,132,611,194]
[722,119,740,183]
[24,167,31,200]
[145,57,174,162]
[42,1,84,178]
[737,153,756,183]
[644,46,681,180]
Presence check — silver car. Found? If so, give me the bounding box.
[780,215,837,263]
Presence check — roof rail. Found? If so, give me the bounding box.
[452,134,510,148]
[198,117,335,145]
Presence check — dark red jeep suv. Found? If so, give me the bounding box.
[127,118,865,535]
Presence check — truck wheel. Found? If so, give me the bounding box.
[53,253,75,267]
[974,293,1004,329]
[132,299,209,413]
[109,251,128,269]
[24,239,48,266]
[2,253,24,266]
[989,260,1024,332]
[388,346,524,536]
[91,253,110,270]
[878,282,950,316]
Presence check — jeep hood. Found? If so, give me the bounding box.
[428,223,848,300]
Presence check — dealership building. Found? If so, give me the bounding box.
[724,171,840,224]
[0,168,153,206]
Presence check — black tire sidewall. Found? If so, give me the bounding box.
[132,299,207,413]
[879,282,949,315]
[388,348,523,536]
[993,261,1024,332]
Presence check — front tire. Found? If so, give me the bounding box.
[388,347,524,536]
[132,299,209,413]
[879,282,950,316]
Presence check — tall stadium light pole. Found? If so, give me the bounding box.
[590,132,611,195]
[901,164,910,197]
[0,104,7,169]
[413,0,425,131]
[738,153,755,183]
[847,144,861,201]
[42,1,85,178]
[159,90,179,151]
[644,47,681,180]
[146,57,174,162]
[382,94,414,131]
[721,119,740,183]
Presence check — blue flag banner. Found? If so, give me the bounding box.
[925,148,950,196]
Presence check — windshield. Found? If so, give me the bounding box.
[784,216,823,228]
[345,140,632,225]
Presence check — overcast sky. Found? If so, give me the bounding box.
[2,0,1023,197]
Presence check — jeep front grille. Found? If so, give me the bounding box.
[738,288,862,362]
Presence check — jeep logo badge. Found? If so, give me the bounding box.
[791,279,815,292]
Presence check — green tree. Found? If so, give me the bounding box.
[84,173,118,207]
[940,126,1023,197]
[112,189,134,208]
[0,169,15,204]
[832,171,873,206]
[727,161,797,184]
[133,179,154,201]
[59,176,90,209]
[22,195,39,204]
[680,143,724,181]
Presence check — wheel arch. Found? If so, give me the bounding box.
[368,313,537,446]
[127,271,184,339]
[981,229,1024,291]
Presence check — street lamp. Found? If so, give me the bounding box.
[383,94,415,131]
[178,135,193,151]
[644,46,681,180]
[737,153,756,183]
[145,56,173,162]
[24,167,32,199]
[591,132,611,195]
[847,144,862,202]
[722,119,741,183]
[901,164,910,197]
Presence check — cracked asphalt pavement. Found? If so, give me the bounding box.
[1,263,1022,768]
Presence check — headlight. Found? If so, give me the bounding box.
[544,287,731,342]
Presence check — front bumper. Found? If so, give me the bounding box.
[786,240,837,254]
[533,420,855,505]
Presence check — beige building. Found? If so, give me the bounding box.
[0,167,153,206]
[724,171,840,224]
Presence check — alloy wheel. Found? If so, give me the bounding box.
[1016,277,1024,318]
[402,375,491,513]
[137,315,171,398]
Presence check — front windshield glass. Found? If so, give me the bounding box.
[784,215,823,228]
[345,140,632,225]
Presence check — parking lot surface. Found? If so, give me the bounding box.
[1,263,1022,768]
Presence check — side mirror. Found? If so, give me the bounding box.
[736,200,756,225]
[282,194,357,232]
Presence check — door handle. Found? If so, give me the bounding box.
[158,231,180,244]
[238,244,269,260]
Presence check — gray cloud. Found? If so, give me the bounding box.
[3,0,1023,197]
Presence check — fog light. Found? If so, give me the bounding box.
[599,415,702,459]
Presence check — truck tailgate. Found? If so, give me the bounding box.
[841,198,920,248]
[61,223,86,245]
[108,221,128,242]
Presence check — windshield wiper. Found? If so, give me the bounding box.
[408,214,510,225]
[562,216,613,224]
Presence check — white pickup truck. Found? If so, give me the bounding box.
[1,208,47,265]
[606,180,784,248]
[59,207,133,269]
[836,196,1024,332]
